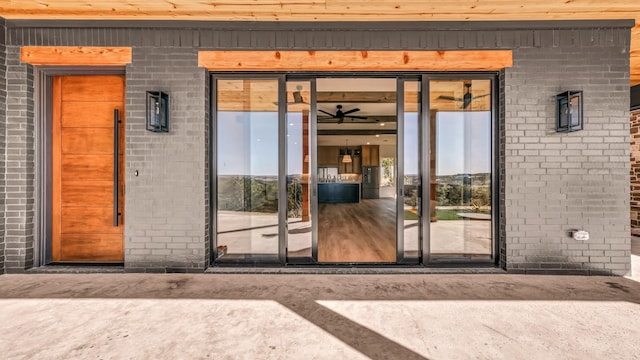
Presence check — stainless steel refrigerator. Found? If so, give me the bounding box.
[362,166,380,199]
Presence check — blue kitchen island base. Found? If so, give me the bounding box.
[318,183,361,203]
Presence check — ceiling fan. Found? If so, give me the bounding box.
[318,104,368,124]
[438,83,490,109]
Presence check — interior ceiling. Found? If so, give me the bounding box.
[3,1,637,85]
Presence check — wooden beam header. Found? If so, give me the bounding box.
[198,50,512,71]
[21,46,132,66]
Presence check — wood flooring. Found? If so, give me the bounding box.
[318,198,396,263]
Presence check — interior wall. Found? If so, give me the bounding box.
[379,145,395,159]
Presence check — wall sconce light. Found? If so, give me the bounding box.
[146,91,169,132]
[556,91,583,133]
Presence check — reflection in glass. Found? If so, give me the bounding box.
[403,81,421,259]
[429,80,492,258]
[286,81,313,259]
[216,79,279,260]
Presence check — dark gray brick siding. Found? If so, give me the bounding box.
[124,47,208,272]
[0,19,632,274]
[0,18,6,274]
[3,45,35,273]
[504,46,631,276]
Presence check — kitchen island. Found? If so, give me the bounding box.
[318,182,361,203]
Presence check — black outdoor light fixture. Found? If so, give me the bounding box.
[556,90,583,133]
[146,91,169,132]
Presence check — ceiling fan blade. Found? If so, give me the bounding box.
[471,93,490,100]
[438,95,462,101]
[345,115,368,119]
[462,99,475,109]
[341,108,361,115]
[318,109,335,117]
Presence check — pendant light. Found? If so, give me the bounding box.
[342,139,352,163]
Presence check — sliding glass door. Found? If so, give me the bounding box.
[285,80,314,262]
[211,74,496,265]
[399,80,422,262]
[214,78,281,262]
[427,78,494,261]
[315,77,398,263]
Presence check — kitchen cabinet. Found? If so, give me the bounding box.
[361,145,380,166]
[352,154,362,174]
[338,154,361,174]
[318,146,340,167]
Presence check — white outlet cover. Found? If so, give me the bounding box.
[573,230,589,241]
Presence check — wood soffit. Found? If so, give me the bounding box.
[1,0,638,85]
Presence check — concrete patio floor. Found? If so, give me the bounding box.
[1,273,640,359]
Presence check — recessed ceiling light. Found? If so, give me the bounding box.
[375,134,380,138]
[380,123,385,126]
[367,142,371,145]
[289,123,294,126]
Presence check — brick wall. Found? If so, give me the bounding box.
[0,20,633,274]
[498,69,507,270]
[124,47,208,272]
[0,18,6,274]
[3,46,35,273]
[631,109,640,232]
[504,44,631,275]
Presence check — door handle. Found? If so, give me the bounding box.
[113,109,121,227]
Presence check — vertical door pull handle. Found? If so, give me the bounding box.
[113,109,120,227]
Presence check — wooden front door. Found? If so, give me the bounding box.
[51,75,125,262]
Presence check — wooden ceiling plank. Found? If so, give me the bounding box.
[317,92,397,103]
[20,46,132,65]
[1,1,638,85]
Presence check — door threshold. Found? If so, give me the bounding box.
[27,264,125,274]
[205,266,505,275]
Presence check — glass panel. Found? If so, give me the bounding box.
[286,81,313,259]
[316,78,397,263]
[216,79,279,261]
[429,80,492,259]
[403,81,421,259]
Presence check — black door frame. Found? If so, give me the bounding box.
[208,71,500,267]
